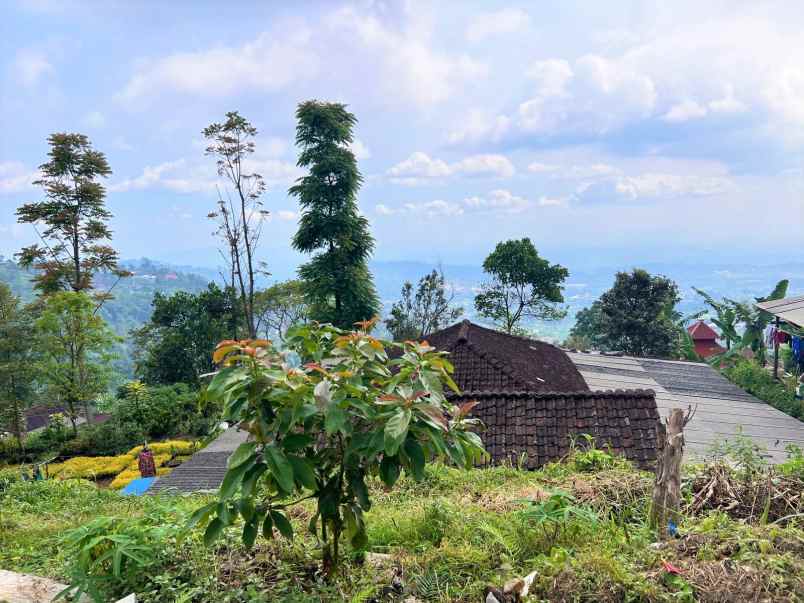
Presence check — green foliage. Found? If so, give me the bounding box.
[198,322,485,573]
[133,283,241,386]
[0,282,37,459]
[778,444,804,477]
[15,132,129,295]
[35,291,119,432]
[566,300,608,351]
[254,280,309,342]
[596,268,681,358]
[2,460,803,602]
[728,279,789,364]
[518,489,598,551]
[474,238,568,334]
[692,287,740,350]
[384,269,463,341]
[290,100,379,329]
[722,358,802,419]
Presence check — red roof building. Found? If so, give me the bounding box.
[687,320,725,358]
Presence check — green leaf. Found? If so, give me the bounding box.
[403,438,426,481]
[219,457,254,499]
[203,518,225,547]
[347,467,371,510]
[384,408,411,456]
[270,510,293,539]
[282,433,314,452]
[242,519,258,548]
[265,445,296,494]
[262,513,274,539]
[324,404,347,435]
[241,462,268,498]
[379,455,401,488]
[238,498,255,522]
[288,455,317,490]
[186,502,216,530]
[227,442,257,468]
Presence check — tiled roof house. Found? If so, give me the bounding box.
[687,320,726,359]
[426,320,660,468]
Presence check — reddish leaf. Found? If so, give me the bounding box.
[661,560,683,575]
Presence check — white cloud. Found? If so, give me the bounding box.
[387,152,515,184]
[708,85,747,114]
[276,210,297,221]
[447,109,511,145]
[111,154,300,194]
[452,154,515,178]
[465,8,530,42]
[109,160,215,193]
[614,173,735,198]
[329,7,486,108]
[663,99,707,122]
[375,188,561,218]
[118,29,319,104]
[387,152,451,184]
[12,49,53,87]
[463,189,532,213]
[82,111,106,128]
[350,139,371,160]
[528,161,619,179]
[0,161,38,194]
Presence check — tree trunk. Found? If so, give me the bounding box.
[650,408,687,539]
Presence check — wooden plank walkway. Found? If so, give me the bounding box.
[567,351,804,464]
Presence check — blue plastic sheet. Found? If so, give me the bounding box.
[121,476,156,496]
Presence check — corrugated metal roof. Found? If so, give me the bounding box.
[567,351,804,464]
[755,294,804,328]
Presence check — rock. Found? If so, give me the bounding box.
[364,552,394,569]
[649,541,667,550]
[503,577,525,595]
[521,571,537,597]
[484,586,506,603]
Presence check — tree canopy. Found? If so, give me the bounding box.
[16,133,129,297]
[596,269,681,357]
[35,291,119,432]
[132,283,241,386]
[290,101,379,329]
[474,238,568,334]
[384,269,463,341]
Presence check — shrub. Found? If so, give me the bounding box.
[193,323,485,575]
[722,358,802,419]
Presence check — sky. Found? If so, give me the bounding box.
[1,0,803,274]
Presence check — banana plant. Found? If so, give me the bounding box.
[692,287,740,350]
[729,279,789,364]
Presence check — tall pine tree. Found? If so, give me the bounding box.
[290,101,379,329]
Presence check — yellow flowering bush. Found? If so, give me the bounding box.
[126,440,197,457]
[45,439,196,486]
[49,454,136,479]
[110,466,172,490]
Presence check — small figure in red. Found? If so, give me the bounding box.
[138,443,156,478]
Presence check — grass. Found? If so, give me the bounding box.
[1,455,802,602]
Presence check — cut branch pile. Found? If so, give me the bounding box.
[687,462,803,523]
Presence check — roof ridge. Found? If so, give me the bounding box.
[459,337,538,389]
[449,388,656,399]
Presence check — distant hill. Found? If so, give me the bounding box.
[0,257,210,380]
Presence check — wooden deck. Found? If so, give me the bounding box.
[567,352,804,464]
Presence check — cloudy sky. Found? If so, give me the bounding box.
[1,0,803,271]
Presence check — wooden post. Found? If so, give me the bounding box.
[773,317,780,380]
[650,407,694,539]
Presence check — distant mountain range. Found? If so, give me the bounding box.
[3,256,802,376]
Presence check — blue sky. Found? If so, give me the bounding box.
[1,0,803,273]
